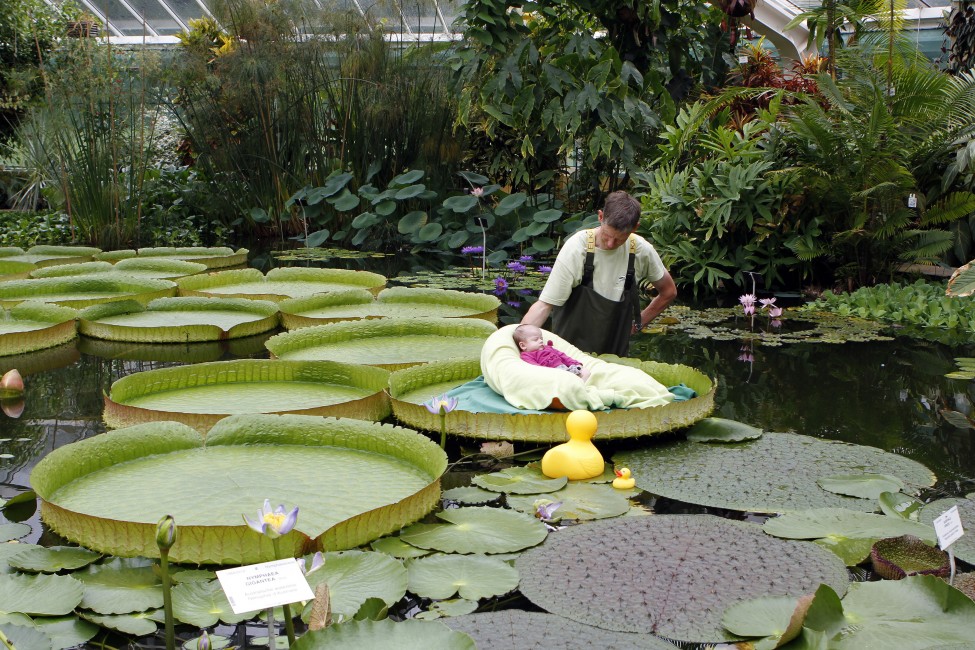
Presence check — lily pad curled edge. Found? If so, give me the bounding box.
[686,417,763,442]
[30,415,447,564]
[0,301,78,356]
[0,275,176,309]
[176,267,386,301]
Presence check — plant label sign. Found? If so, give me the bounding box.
[933,505,964,550]
[216,558,314,614]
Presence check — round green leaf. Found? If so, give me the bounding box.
[329,190,361,212]
[371,536,431,559]
[0,522,31,542]
[506,482,631,521]
[471,466,567,495]
[531,209,562,223]
[456,171,488,185]
[417,223,443,242]
[0,573,84,615]
[415,598,478,619]
[686,417,763,442]
[77,610,159,636]
[817,473,906,499]
[305,230,330,248]
[398,211,428,234]
[813,536,876,566]
[763,508,937,543]
[34,615,100,650]
[721,595,803,638]
[352,212,380,229]
[0,623,52,650]
[292,618,476,650]
[8,545,101,573]
[75,558,163,615]
[443,195,479,213]
[879,491,923,520]
[408,554,518,600]
[529,237,555,252]
[172,580,258,628]
[375,200,397,216]
[395,185,426,200]
[400,507,548,554]
[391,170,425,186]
[301,550,407,621]
[441,486,500,505]
[495,193,527,216]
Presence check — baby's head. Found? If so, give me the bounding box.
[513,324,545,352]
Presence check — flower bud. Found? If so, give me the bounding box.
[156,514,177,551]
[198,631,211,650]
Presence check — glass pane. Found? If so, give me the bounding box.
[167,0,209,26]
[88,0,154,35]
[126,0,183,34]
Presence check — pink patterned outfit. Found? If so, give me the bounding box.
[520,341,585,376]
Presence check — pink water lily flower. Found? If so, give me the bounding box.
[243,499,298,539]
[423,394,458,415]
[769,306,783,318]
[471,187,484,197]
[759,297,777,310]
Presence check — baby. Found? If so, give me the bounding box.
[513,324,591,381]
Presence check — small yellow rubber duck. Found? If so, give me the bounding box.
[612,467,636,490]
[541,410,604,480]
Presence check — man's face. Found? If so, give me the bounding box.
[596,211,637,250]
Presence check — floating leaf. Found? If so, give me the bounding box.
[172,580,258,627]
[686,417,763,442]
[763,508,936,544]
[414,598,478,619]
[818,473,906,499]
[370,537,431,559]
[176,267,385,302]
[0,275,175,309]
[506,482,630,521]
[813,536,876,566]
[0,522,31,542]
[471,466,567,495]
[291,618,476,649]
[407,554,518,600]
[0,573,84,615]
[0,623,52,650]
[75,558,163,615]
[0,301,78,355]
[8,545,101,573]
[34,615,100,650]
[441,486,500,505]
[301,550,407,622]
[77,610,159,636]
[920,497,975,564]
[879,491,923,520]
[721,594,808,643]
[399,507,548,554]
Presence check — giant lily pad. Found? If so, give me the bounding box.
[471,466,567,494]
[266,318,496,370]
[104,359,391,432]
[279,287,500,329]
[0,302,78,356]
[0,258,36,281]
[176,267,386,301]
[78,331,271,364]
[399,507,548,554]
[614,431,936,513]
[0,275,176,309]
[97,246,248,269]
[920,496,975,564]
[291,619,476,650]
[407,554,519,600]
[29,261,116,278]
[31,259,207,280]
[515,514,849,644]
[389,358,716,442]
[447,610,678,649]
[1,245,100,268]
[78,297,280,343]
[30,414,447,564]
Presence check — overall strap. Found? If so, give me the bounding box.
[581,229,597,287]
[623,235,637,290]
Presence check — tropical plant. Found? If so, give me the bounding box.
[783,0,882,75]
[946,0,975,74]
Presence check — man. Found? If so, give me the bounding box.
[519,190,677,355]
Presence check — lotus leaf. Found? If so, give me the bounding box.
[0,302,78,356]
[802,576,975,649]
[447,610,677,649]
[0,276,176,309]
[441,486,500,505]
[31,415,447,564]
[300,550,407,621]
[279,287,500,329]
[817,473,906,499]
[104,360,391,432]
[506,482,631,520]
[415,599,478,619]
[0,623,52,650]
[0,522,30,541]
[78,610,159,636]
[614,431,936,513]
[390,358,716,442]
[686,417,763,442]
[516,514,849,643]
[266,317,496,370]
[34,615,100,650]
[763,508,936,543]
[399,507,548,554]
[407,554,519,600]
[75,558,163,614]
[871,535,949,579]
[0,572,84,615]
[176,267,385,301]
[291,618,476,650]
[79,297,279,342]
[172,580,258,627]
[371,536,431,559]
[920,497,975,564]
[471,466,568,494]
[7,545,100,573]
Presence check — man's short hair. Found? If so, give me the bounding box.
[601,191,641,231]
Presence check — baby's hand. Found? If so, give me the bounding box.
[579,368,591,382]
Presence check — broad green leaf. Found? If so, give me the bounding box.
[471,466,567,494]
[414,598,477,619]
[176,267,386,301]
[75,557,163,615]
[456,171,488,185]
[391,170,424,186]
[0,301,78,355]
[292,618,476,649]
[77,610,159,636]
[531,208,562,223]
[817,473,905,499]
[407,554,518,600]
[0,543,41,573]
[0,573,84,615]
[448,610,675,648]
[371,537,431,559]
[398,211,427,234]
[813,536,876,566]
[686,417,763,442]
[0,623,52,650]
[530,236,555,252]
[172,580,259,628]
[763,508,936,543]
[879,491,922,520]
[506,482,631,521]
[305,230,330,248]
[34,615,100,650]
[442,195,478,213]
[494,193,527,216]
[395,185,426,200]
[171,569,216,583]
[8,545,101,573]
[920,497,975,564]
[330,190,361,212]
[441,486,500,505]
[301,550,407,621]
[417,223,443,242]
[400,507,548,554]
[721,595,805,639]
[353,212,381,229]
[0,522,31,542]
[375,200,397,217]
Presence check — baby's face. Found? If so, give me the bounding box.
[519,328,545,352]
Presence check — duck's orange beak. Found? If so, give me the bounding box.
[614,469,623,477]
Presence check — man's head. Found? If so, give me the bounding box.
[596,191,641,250]
[513,324,545,352]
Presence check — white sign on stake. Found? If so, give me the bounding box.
[933,505,964,550]
[216,558,314,614]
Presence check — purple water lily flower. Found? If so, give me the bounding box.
[423,394,458,415]
[243,499,299,539]
[301,551,325,576]
[534,499,563,521]
[494,276,508,293]
[507,261,527,274]
[538,265,552,274]
[507,300,521,308]
[519,255,534,263]
[461,245,483,255]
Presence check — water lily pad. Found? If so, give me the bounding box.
[172,580,258,627]
[370,536,431,559]
[506,482,631,520]
[471,466,567,495]
[721,595,808,645]
[614,431,936,513]
[34,615,100,650]
[75,558,163,615]
[291,618,475,650]
[415,598,478,619]
[879,491,923,520]
[399,507,548,554]
[0,302,78,356]
[686,417,763,442]
[0,542,40,571]
[7,545,101,573]
[0,572,84,615]
[447,610,678,649]
[407,554,518,600]
[3,245,100,268]
[104,360,391,432]
[0,258,36,281]
[441,486,500,505]
[813,536,877,566]
[177,267,385,301]
[0,275,176,309]
[0,522,31,541]
[0,622,53,650]
[31,415,447,564]
[78,297,279,342]
[389,358,716,442]
[279,287,500,329]
[98,246,247,269]
[920,497,975,564]
[516,514,849,643]
[30,261,115,278]
[112,257,209,279]
[300,550,407,621]
[763,508,937,543]
[818,473,906,499]
[267,317,496,370]
[78,610,159,636]
[871,535,949,579]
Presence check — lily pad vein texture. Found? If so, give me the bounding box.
[30,415,447,564]
[614,430,936,513]
[515,514,849,644]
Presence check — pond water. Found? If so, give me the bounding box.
[2,250,975,646]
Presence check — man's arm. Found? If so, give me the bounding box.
[520,299,554,328]
[638,271,677,329]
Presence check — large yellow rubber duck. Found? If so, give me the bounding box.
[541,410,604,480]
[612,467,636,490]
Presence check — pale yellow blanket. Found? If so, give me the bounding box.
[480,324,675,411]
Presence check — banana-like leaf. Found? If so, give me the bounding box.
[267,318,496,370]
[389,358,716,442]
[104,359,391,432]
[79,296,279,342]
[407,554,518,600]
[399,507,548,554]
[291,619,476,650]
[177,267,386,301]
[279,286,500,329]
[31,415,447,564]
[0,301,78,356]
[920,496,975,564]
[0,275,175,309]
